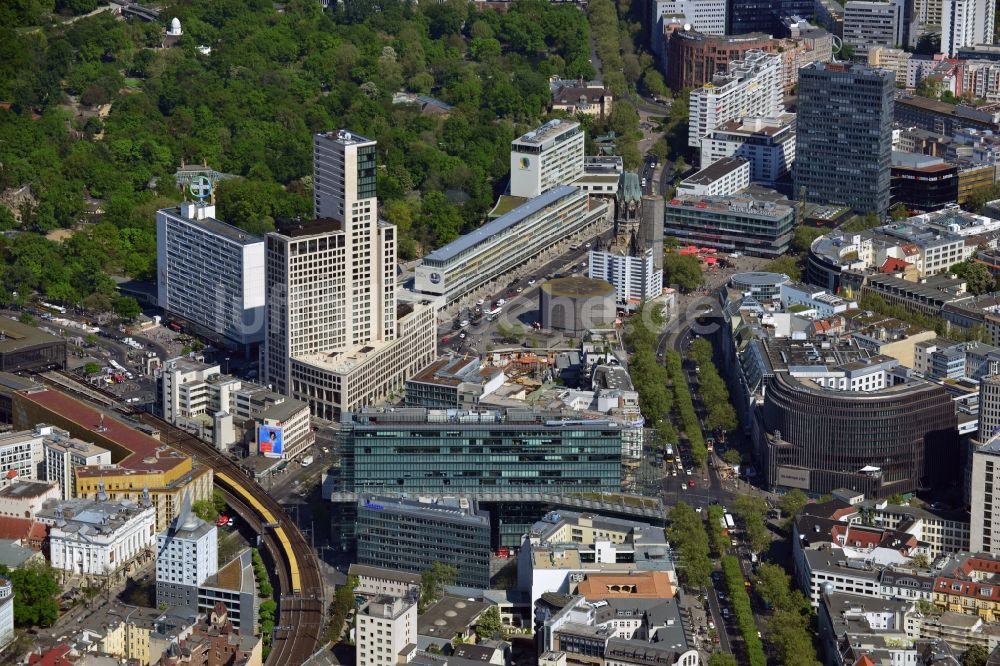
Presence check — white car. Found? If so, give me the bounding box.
[585,242,592,248]
[496,298,506,306]
[459,320,470,328]
[527,279,536,286]
[459,332,466,339]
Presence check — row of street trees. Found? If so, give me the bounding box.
[664,351,707,468]
[687,338,738,434]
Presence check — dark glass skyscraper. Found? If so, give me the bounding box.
[795,62,895,217]
[729,0,816,34]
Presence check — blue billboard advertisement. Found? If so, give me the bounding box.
[259,424,284,458]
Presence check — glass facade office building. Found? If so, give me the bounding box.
[339,408,623,495]
[795,62,894,217]
[356,495,491,589]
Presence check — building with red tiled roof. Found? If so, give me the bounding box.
[879,257,911,274]
[933,552,1000,622]
[27,644,73,666]
[12,388,211,531]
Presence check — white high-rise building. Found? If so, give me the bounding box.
[650,0,726,54]
[510,120,585,199]
[263,131,436,418]
[41,427,111,500]
[588,240,663,308]
[699,114,797,185]
[156,204,265,347]
[356,596,417,666]
[941,0,995,57]
[156,490,218,609]
[0,428,45,487]
[843,0,906,54]
[688,50,784,148]
[0,579,12,650]
[970,435,1000,552]
[313,130,396,345]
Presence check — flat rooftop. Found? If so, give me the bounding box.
[424,185,580,264]
[359,495,490,526]
[274,217,344,238]
[541,276,616,298]
[513,119,580,146]
[0,318,64,353]
[714,114,795,137]
[18,388,191,476]
[682,156,748,185]
[666,193,792,219]
[0,480,55,499]
[259,397,308,422]
[419,595,491,639]
[160,207,263,246]
[408,356,501,388]
[316,129,375,146]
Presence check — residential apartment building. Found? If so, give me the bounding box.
[155,204,265,348]
[264,130,436,419]
[932,552,1000,621]
[687,50,783,148]
[858,500,971,556]
[356,495,491,589]
[663,193,795,257]
[0,428,44,487]
[843,0,906,55]
[699,114,796,185]
[414,186,608,304]
[587,237,664,308]
[510,120,585,199]
[868,46,912,85]
[356,596,417,666]
[677,157,751,196]
[41,427,111,501]
[156,491,218,610]
[518,510,674,608]
[941,0,996,57]
[795,62,895,217]
[663,28,775,91]
[37,496,157,579]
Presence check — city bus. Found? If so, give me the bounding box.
[487,307,502,321]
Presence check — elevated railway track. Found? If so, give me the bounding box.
[39,371,325,664]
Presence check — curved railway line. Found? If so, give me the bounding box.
[40,371,325,665]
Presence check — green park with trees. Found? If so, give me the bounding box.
[0,0,643,310]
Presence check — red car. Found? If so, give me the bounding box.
[688,480,696,488]
[216,515,229,527]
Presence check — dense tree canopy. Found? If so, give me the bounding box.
[0,0,602,305]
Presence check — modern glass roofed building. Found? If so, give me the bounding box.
[413,186,608,304]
